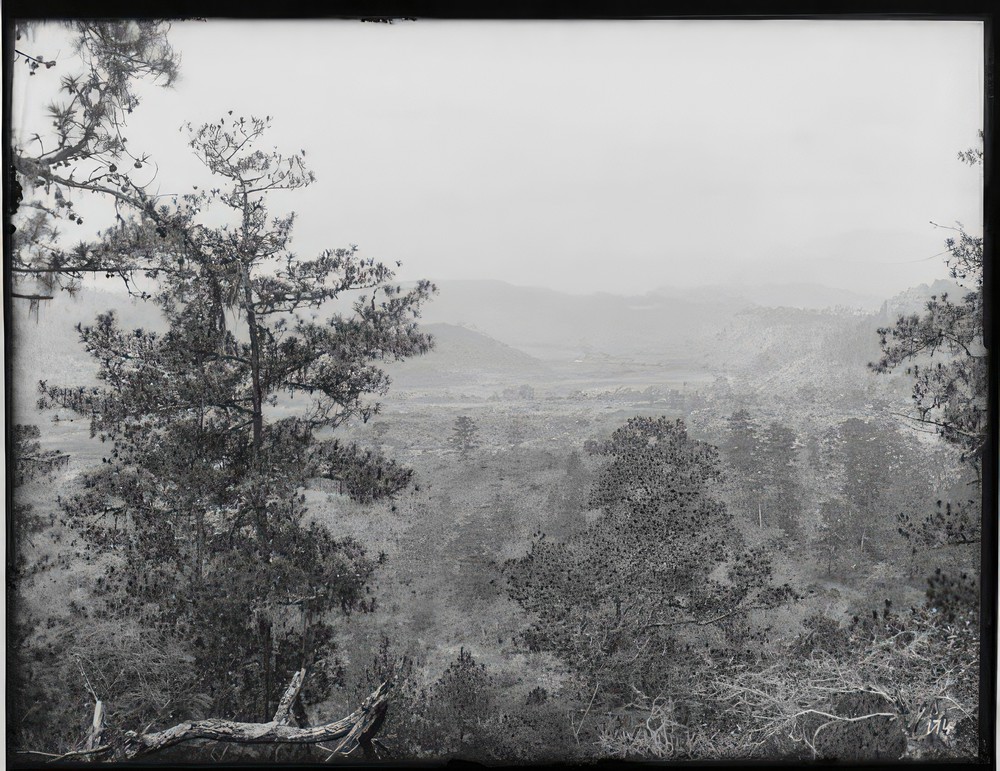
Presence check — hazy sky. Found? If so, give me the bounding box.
[13,19,984,297]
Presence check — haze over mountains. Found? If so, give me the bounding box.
[415,278,959,361]
[418,280,739,361]
[10,278,961,414]
[651,282,884,312]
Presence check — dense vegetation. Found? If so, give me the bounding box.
[8,20,985,764]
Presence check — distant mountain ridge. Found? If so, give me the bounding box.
[879,279,967,317]
[417,279,742,361]
[413,278,935,362]
[652,282,884,311]
[10,278,955,412]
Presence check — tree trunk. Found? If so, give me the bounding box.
[239,259,269,545]
[236,192,268,548]
[260,616,273,722]
[195,507,205,583]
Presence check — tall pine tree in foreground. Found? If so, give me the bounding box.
[40,115,435,736]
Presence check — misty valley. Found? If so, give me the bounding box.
[11,275,982,763]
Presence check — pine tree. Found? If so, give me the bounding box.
[870,133,985,476]
[8,426,71,750]
[449,415,480,457]
[10,21,179,302]
[724,411,804,540]
[505,417,794,700]
[39,115,435,725]
[815,499,850,576]
[869,135,983,664]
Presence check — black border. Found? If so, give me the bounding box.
[3,4,996,770]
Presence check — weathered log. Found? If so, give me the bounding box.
[271,668,307,726]
[58,669,396,762]
[85,700,105,751]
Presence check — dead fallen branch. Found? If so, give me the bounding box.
[46,667,396,762]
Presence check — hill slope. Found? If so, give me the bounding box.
[417,279,744,360]
[384,322,550,389]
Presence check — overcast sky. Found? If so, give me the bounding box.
[14,19,984,297]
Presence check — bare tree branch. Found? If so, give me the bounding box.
[271,668,306,726]
[121,673,393,760]
[25,668,396,762]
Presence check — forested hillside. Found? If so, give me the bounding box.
[7,19,985,766]
[10,266,983,763]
